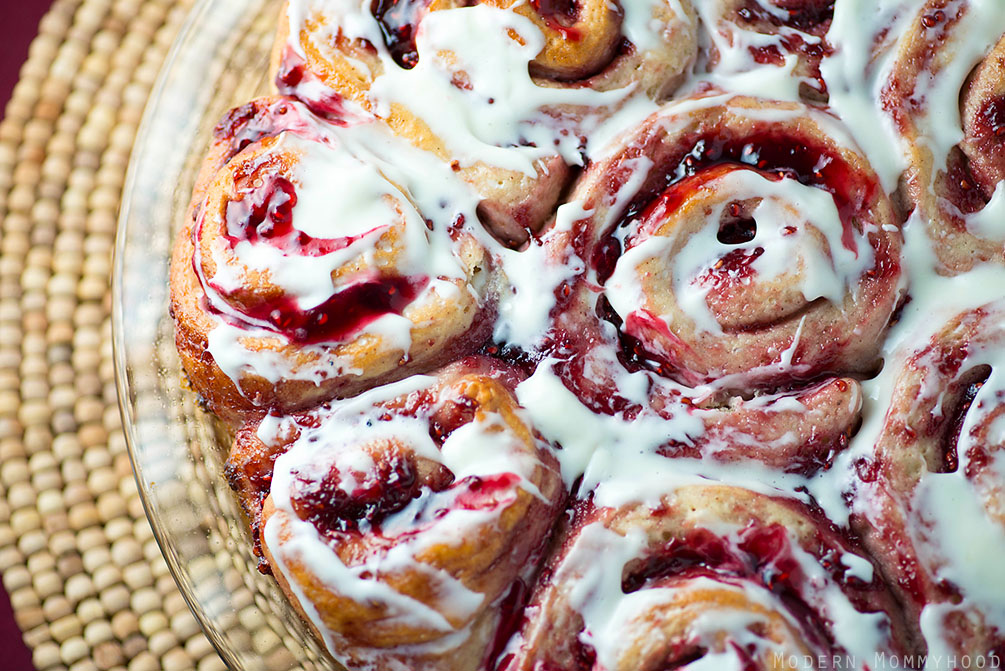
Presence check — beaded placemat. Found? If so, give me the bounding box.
[0,0,229,669]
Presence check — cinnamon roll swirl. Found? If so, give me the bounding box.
[171,98,497,425]
[546,95,904,393]
[228,356,565,671]
[884,0,1005,274]
[501,484,918,671]
[271,0,698,244]
[851,302,1005,659]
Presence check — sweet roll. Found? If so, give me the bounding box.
[696,0,835,101]
[500,484,918,671]
[228,356,565,670]
[545,94,904,395]
[884,0,1005,273]
[171,97,497,425]
[850,302,1005,659]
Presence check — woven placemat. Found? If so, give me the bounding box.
[0,0,230,669]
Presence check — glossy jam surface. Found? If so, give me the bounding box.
[371,0,430,69]
[210,274,427,345]
[530,0,584,40]
[936,366,990,474]
[291,453,421,534]
[974,95,1005,142]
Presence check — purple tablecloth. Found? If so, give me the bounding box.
[1,4,56,670]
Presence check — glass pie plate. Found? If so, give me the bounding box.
[112,0,334,668]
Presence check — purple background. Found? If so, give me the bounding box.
[2,2,62,669]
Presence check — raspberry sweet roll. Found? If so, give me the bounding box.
[271,0,698,245]
[545,94,904,399]
[850,302,1005,660]
[884,0,1005,274]
[171,98,498,426]
[500,484,919,671]
[226,357,566,671]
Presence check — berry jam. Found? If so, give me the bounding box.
[225,175,298,245]
[215,100,280,160]
[619,523,838,656]
[290,453,420,535]
[937,365,991,474]
[698,247,765,292]
[371,0,430,69]
[943,148,993,215]
[732,0,834,97]
[236,274,428,345]
[485,579,529,671]
[621,529,744,592]
[975,95,1005,142]
[592,235,623,285]
[530,0,583,41]
[453,473,522,510]
[275,48,353,121]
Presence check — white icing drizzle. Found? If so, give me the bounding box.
[968,181,1005,241]
[819,0,914,193]
[369,5,627,172]
[287,0,685,172]
[492,201,591,349]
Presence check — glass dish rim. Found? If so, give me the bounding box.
[111,0,286,668]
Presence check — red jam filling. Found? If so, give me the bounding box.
[452,473,522,511]
[943,149,992,216]
[937,365,991,474]
[291,453,420,534]
[485,579,530,671]
[371,0,431,69]
[224,174,379,257]
[530,0,583,41]
[236,274,428,345]
[215,101,282,160]
[974,95,1005,142]
[622,524,839,655]
[698,247,765,291]
[207,173,430,344]
[276,48,354,121]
